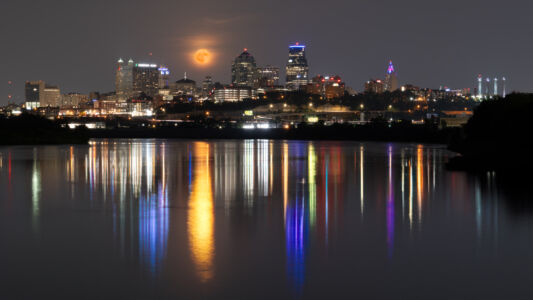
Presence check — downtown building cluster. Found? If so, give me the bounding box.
[8,43,351,118]
[0,42,497,129]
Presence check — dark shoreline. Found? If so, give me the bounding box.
[86,126,453,144]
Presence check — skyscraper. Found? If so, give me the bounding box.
[231,49,258,87]
[116,58,134,101]
[384,60,398,92]
[133,63,160,97]
[286,43,309,91]
[24,80,45,110]
[158,66,171,89]
[257,65,280,88]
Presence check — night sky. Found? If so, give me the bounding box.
[1,0,531,104]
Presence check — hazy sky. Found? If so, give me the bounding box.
[1,0,532,104]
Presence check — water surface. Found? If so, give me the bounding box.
[0,139,532,299]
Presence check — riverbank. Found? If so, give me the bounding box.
[0,115,89,145]
[88,124,454,144]
[445,93,533,172]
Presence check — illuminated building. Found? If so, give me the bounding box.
[202,76,213,91]
[201,76,214,98]
[257,65,280,88]
[24,80,45,110]
[286,43,309,91]
[174,73,196,95]
[61,93,89,108]
[364,79,385,94]
[306,75,345,99]
[384,60,399,92]
[40,86,61,107]
[133,63,160,97]
[213,86,257,102]
[116,58,134,101]
[158,66,170,89]
[231,49,258,87]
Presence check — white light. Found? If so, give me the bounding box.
[257,123,270,129]
[137,63,157,68]
[243,124,255,129]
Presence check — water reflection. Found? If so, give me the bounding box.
[31,148,41,230]
[187,142,215,282]
[1,140,529,297]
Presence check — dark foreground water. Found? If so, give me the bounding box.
[0,139,532,299]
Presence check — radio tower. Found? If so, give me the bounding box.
[477,75,483,99]
[502,77,507,98]
[485,77,490,97]
[7,80,13,103]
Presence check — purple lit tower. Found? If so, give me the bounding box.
[384,60,398,92]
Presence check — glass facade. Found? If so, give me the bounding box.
[286,44,309,91]
[231,50,258,88]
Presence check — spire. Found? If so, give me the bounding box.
[387,60,395,75]
[184,72,187,80]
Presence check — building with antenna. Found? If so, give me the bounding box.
[175,73,196,95]
[384,61,398,92]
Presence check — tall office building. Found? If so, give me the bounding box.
[158,66,171,88]
[116,58,134,101]
[41,86,61,107]
[384,60,398,92]
[231,49,258,87]
[257,66,280,88]
[25,80,45,110]
[286,43,309,91]
[133,63,160,97]
[202,76,213,91]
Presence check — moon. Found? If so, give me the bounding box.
[194,49,211,65]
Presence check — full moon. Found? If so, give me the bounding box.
[194,49,211,65]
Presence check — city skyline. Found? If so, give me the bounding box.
[2,0,531,104]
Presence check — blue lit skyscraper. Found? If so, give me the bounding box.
[285,43,309,91]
